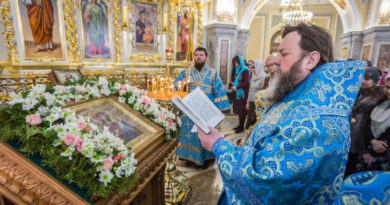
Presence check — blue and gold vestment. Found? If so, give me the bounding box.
[213,61,365,204]
[335,171,390,204]
[175,66,230,165]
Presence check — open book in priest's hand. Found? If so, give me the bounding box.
[171,87,225,134]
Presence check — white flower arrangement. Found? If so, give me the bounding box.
[7,77,180,187]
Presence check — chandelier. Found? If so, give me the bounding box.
[282,0,313,25]
[379,0,390,25]
[216,0,236,22]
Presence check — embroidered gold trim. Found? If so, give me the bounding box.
[214,96,228,103]
[179,143,203,152]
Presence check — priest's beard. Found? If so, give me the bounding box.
[263,57,305,104]
[194,61,206,71]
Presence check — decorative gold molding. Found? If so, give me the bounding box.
[168,0,176,50]
[63,0,81,63]
[0,1,19,64]
[196,1,205,47]
[0,142,88,205]
[113,0,123,63]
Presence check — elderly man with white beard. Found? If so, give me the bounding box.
[198,23,365,204]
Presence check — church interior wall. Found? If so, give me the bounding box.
[246,3,339,61]
[0,0,389,79]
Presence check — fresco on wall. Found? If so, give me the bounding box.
[80,0,111,60]
[377,44,390,69]
[17,0,65,60]
[361,45,371,61]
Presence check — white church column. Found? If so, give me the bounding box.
[237,29,250,59]
[205,23,238,85]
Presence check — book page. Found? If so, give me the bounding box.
[182,87,225,128]
[171,97,210,134]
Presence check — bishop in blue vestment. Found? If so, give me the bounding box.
[335,171,390,204]
[175,47,230,166]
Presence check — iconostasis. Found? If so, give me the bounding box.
[0,0,205,75]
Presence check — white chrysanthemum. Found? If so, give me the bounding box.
[128,97,135,104]
[103,147,113,155]
[7,92,24,105]
[65,114,78,125]
[115,169,124,178]
[37,106,50,116]
[100,85,111,96]
[132,89,141,97]
[113,82,121,91]
[74,94,83,102]
[22,98,39,111]
[99,170,113,186]
[63,93,75,102]
[91,154,104,163]
[54,85,66,94]
[60,146,75,160]
[81,141,95,158]
[45,112,61,124]
[29,84,46,98]
[98,77,109,86]
[118,96,126,103]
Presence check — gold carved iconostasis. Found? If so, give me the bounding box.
[0,0,205,76]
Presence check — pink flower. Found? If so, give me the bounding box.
[76,138,83,151]
[77,121,87,129]
[85,126,92,131]
[167,119,174,126]
[113,154,125,164]
[158,113,165,121]
[142,97,149,105]
[55,85,66,92]
[118,89,126,95]
[103,158,114,170]
[26,114,42,126]
[80,88,88,94]
[64,133,76,146]
[120,85,126,90]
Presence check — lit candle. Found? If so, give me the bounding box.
[147,79,150,93]
[152,79,156,95]
[160,77,165,94]
[186,79,190,94]
[178,82,182,97]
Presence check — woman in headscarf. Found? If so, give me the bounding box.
[361,74,390,171]
[245,60,266,129]
[231,55,250,133]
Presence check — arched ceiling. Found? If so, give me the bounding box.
[239,0,362,32]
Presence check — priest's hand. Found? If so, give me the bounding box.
[198,126,223,152]
[231,86,237,91]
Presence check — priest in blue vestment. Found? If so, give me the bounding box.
[335,171,390,204]
[175,47,230,167]
[198,23,365,204]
